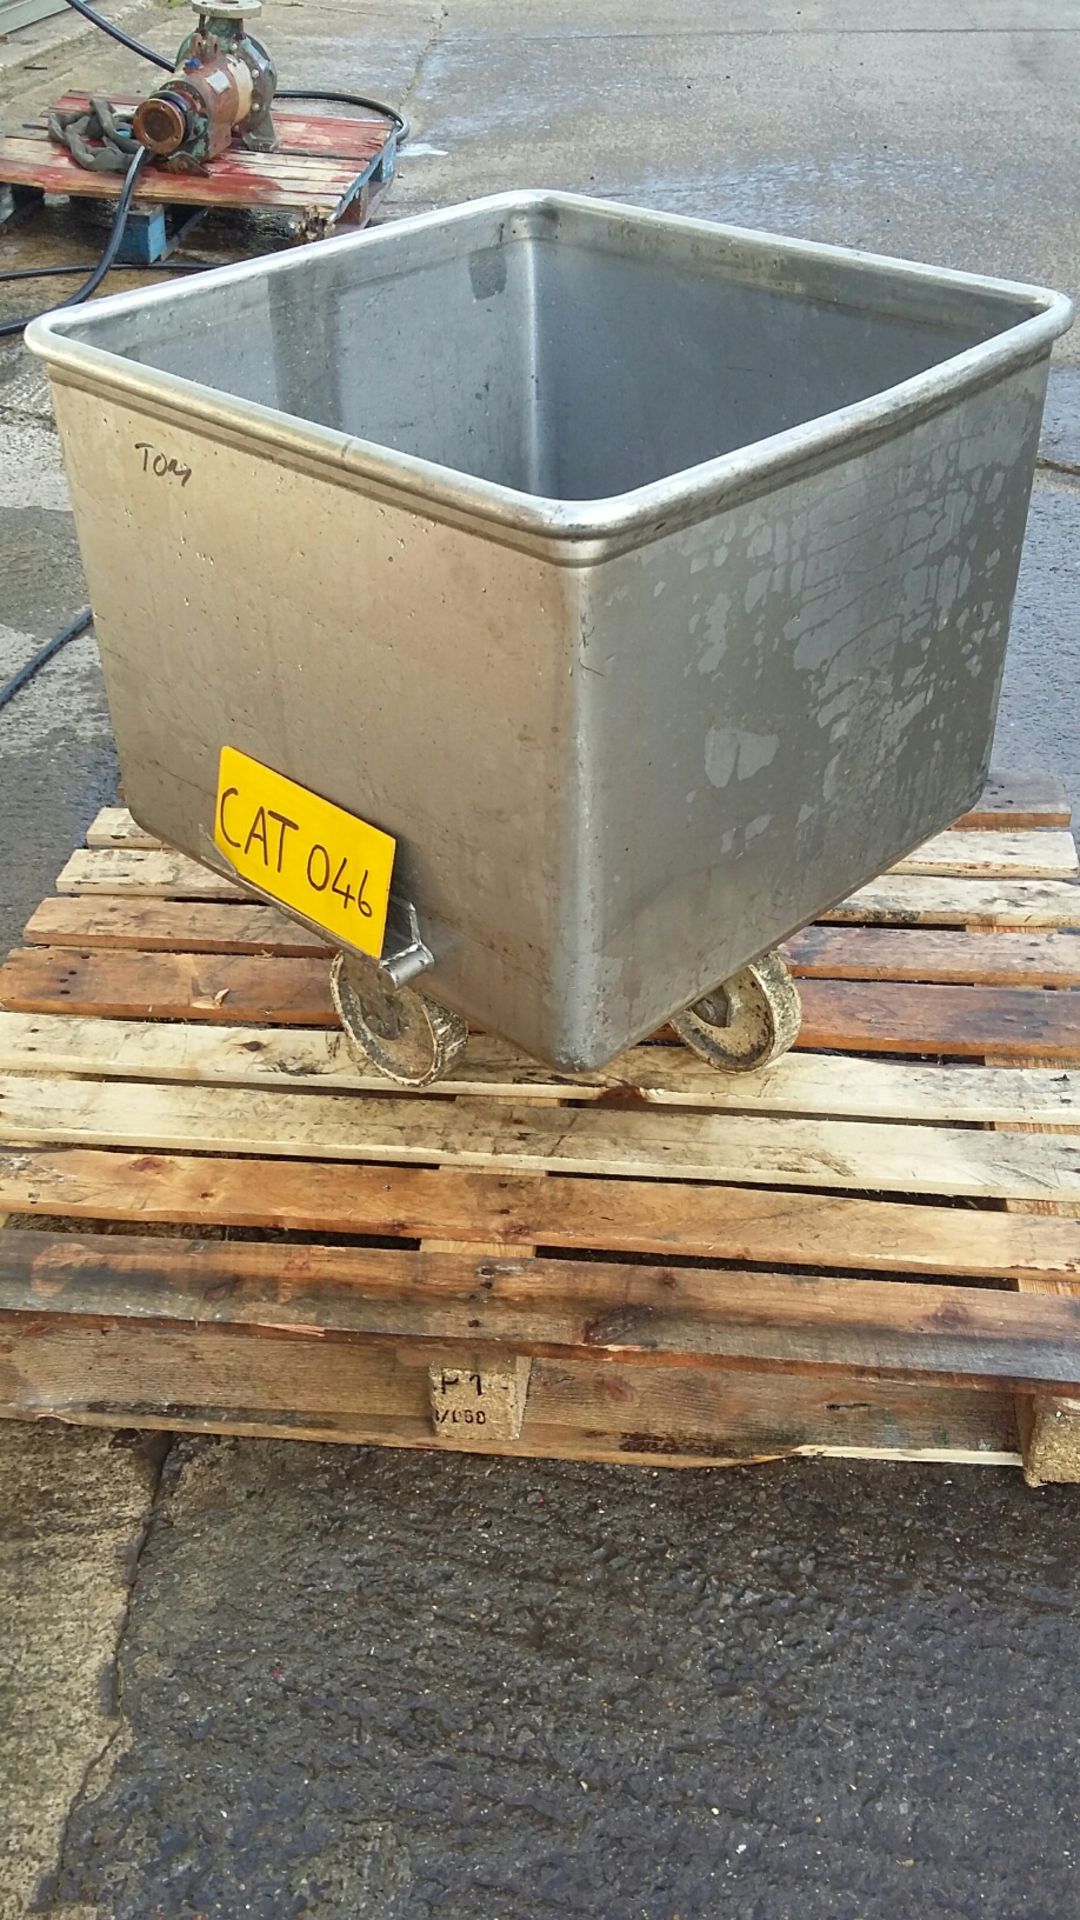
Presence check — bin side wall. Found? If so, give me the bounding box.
[48,386,582,1052]
[47,356,1050,1072]
[61,224,544,497]
[558,359,1050,1067]
[528,232,997,503]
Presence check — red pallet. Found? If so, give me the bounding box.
[0,93,396,237]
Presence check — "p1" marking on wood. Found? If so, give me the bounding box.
[428,1358,532,1445]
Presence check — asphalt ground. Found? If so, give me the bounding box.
[1,4,1079,1914]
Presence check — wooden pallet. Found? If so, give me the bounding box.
[0,96,397,250]
[1,773,1079,1482]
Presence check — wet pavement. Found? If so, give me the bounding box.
[37,1447,1080,1920]
[1,2,1080,1915]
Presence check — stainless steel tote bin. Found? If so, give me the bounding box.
[28,192,1072,1073]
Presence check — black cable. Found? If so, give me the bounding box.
[0,259,208,283]
[278,87,409,141]
[0,607,93,713]
[0,143,147,339]
[60,0,171,70]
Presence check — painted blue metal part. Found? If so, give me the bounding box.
[333,126,397,225]
[113,201,169,264]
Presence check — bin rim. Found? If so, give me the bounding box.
[26,189,1075,563]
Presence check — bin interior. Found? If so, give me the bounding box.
[65,201,1044,503]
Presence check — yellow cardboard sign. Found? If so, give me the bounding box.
[214,746,396,958]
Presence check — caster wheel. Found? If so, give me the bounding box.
[330,953,468,1087]
[671,950,801,1073]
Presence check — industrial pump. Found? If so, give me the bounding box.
[131,0,277,164]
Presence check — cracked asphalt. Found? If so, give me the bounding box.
[2,2,1080,1915]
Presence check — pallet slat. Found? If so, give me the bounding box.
[84,809,169,851]
[0,1011,1076,1125]
[24,896,321,956]
[0,1071,1076,1200]
[57,849,241,897]
[0,946,334,1022]
[1,1148,1075,1281]
[0,948,336,1024]
[826,876,1080,928]
[0,1327,1019,1465]
[956,772,1070,830]
[4,1228,1080,1394]
[797,979,1080,1061]
[788,926,1080,986]
[892,830,1078,878]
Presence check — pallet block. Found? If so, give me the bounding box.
[0,772,1078,1481]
